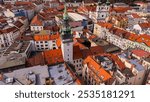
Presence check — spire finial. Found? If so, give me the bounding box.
[63,3,68,20]
[106,0,110,5]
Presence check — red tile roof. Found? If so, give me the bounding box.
[56,37,61,48]
[15,1,32,6]
[139,23,150,28]
[34,33,59,41]
[34,34,49,41]
[110,7,132,13]
[131,13,141,18]
[97,22,113,29]
[136,34,150,47]
[132,49,150,58]
[84,56,112,82]
[0,27,18,34]
[73,46,83,60]
[81,46,104,59]
[44,49,64,65]
[111,54,126,71]
[77,5,96,13]
[90,46,104,55]
[49,33,60,40]
[27,52,45,67]
[128,33,140,41]
[31,15,42,26]
[81,49,93,59]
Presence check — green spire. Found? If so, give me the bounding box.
[63,4,69,20]
[106,0,110,5]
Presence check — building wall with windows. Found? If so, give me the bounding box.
[31,26,43,32]
[73,58,83,75]
[35,40,58,51]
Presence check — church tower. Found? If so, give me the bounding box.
[61,4,73,64]
[96,0,110,22]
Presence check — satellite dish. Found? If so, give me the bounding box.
[4,9,15,18]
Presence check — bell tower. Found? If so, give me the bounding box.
[61,4,73,64]
[96,0,110,22]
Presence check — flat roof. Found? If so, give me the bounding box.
[0,53,26,70]
[68,12,87,21]
[3,41,31,56]
[0,65,49,85]
[49,63,77,85]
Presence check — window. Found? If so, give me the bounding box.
[68,55,69,57]
[45,41,48,43]
[52,40,56,43]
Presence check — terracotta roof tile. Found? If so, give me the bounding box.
[34,33,59,41]
[90,46,104,55]
[132,49,150,58]
[81,49,92,59]
[34,34,50,41]
[111,54,126,71]
[27,52,45,67]
[56,37,61,48]
[110,7,132,13]
[84,56,112,82]
[49,33,60,40]
[73,46,83,60]
[31,15,43,26]
[131,13,141,18]
[44,49,64,65]
[139,23,150,28]
[15,1,32,6]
